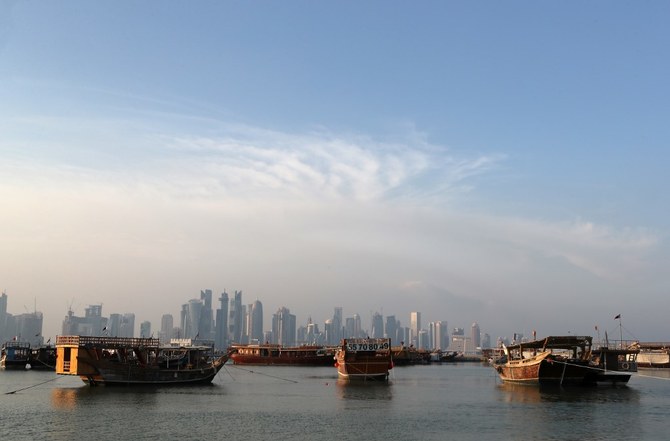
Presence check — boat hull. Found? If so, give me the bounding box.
[494,336,636,386]
[230,345,335,366]
[637,350,670,369]
[335,338,392,381]
[56,336,230,386]
[79,356,227,386]
[1,342,32,370]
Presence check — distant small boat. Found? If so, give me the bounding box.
[636,343,670,368]
[392,345,429,365]
[493,336,636,386]
[229,343,336,366]
[1,341,32,370]
[334,338,393,381]
[30,346,57,370]
[1,342,57,371]
[55,335,230,386]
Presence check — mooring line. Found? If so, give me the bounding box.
[229,365,299,383]
[5,376,62,395]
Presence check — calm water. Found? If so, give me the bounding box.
[2,363,670,440]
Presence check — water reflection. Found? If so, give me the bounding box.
[51,385,165,409]
[495,383,642,440]
[336,379,393,401]
[498,383,641,404]
[637,369,670,380]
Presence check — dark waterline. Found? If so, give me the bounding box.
[2,365,670,440]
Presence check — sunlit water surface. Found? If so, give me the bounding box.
[2,364,670,440]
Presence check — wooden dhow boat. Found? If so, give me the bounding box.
[229,343,336,366]
[1,341,57,371]
[334,338,393,381]
[636,343,670,368]
[56,336,230,386]
[1,341,32,369]
[493,335,637,386]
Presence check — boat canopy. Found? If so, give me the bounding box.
[505,336,592,351]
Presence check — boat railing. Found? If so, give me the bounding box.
[594,339,640,351]
[56,335,160,349]
[638,342,670,350]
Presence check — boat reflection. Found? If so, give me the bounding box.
[498,382,641,404]
[51,388,80,409]
[336,378,393,401]
[51,385,163,409]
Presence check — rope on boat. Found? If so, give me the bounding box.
[228,365,299,383]
[30,358,56,370]
[5,376,62,395]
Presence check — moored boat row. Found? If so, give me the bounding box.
[1,341,56,370]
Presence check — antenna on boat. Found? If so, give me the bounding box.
[615,314,623,348]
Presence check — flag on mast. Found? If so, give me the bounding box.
[614,314,621,319]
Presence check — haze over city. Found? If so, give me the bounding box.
[1,2,668,342]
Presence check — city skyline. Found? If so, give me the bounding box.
[0,288,631,353]
[2,3,669,343]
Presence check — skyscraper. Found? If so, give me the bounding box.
[248,300,263,344]
[183,298,203,339]
[215,291,229,350]
[429,321,448,351]
[140,321,151,338]
[272,307,296,346]
[410,311,421,346]
[119,313,135,338]
[228,290,243,344]
[199,289,214,341]
[160,314,174,341]
[332,307,343,344]
[471,322,481,350]
[371,312,384,338]
[385,315,398,342]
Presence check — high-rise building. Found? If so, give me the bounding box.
[85,305,105,335]
[418,329,429,349]
[247,300,263,344]
[410,311,421,346]
[182,299,203,339]
[140,321,151,338]
[471,322,481,350]
[16,311,44,346]
[160,314,174,341]
[429,321,448,351]
[371,312,384,338]
[0,291,7,343]
[108,313,121,337]
[62,305,108,337]
[385,315,397,342]
[228,291,243,344]
[344,314,362,339]
[304,317,320,345]
[450,327,470,353]
[215,291,229,350]
[331,307,343,344]
[199,289,214,341]
[482,333,491,349]
[272,307,296,346]
[119,313,135,338]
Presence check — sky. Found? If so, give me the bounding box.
[1,1,668,343]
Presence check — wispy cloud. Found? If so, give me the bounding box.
[152,124,504,204]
